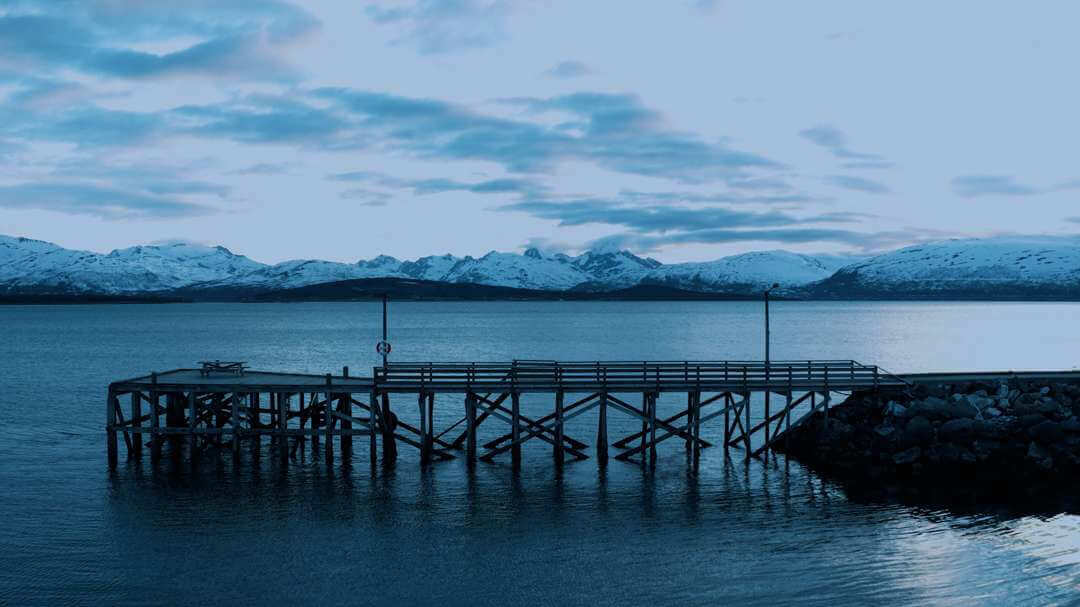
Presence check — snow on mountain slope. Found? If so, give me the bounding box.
[206,256,404,289]
[441,249,592,290]
[643,250,839,292]
[105,243,265,285]
[399,254,462,281]
[817,237,1080,294]
[570,249,661,287]
[0,238,266,294]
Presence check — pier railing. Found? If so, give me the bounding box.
[373,359,908,392]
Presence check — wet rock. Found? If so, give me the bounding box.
[901,416,934,447]
[1062,417,1080,433]
[1030,420,1066,444]
[939,418,975,442]
[894,446,921,465]
[874,423,896,437]
[883,401,906,417]
[984,407,1002,418]
[1027,442,1054,470]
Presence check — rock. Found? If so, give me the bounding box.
[949,400,979,419]
[874,423,895,437]
[1020,413,1050,428]
[996,383,1009,398]
[972,440,1002,461]
[1027,442,1054,470]
[1040,386,1051,395]
[1030,420,1066,444]
[894,446,922,465]
[1062,417,1080,433]
[939,418,975,442]
[984,407,1002,418]
[901,416,934,446]
[1015,400,1060,416]
[882,401,906,417]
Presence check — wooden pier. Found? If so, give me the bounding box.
[106,360,909,470]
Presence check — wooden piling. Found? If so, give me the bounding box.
[106,389,118,468]
[340,367,352,460]
[231,392,240,455]
[188,391,197,458]
[325,375,334,466]
[418,391,429,465]
[648,393,658,466]
[597,392,609,464]
[150,373,161,461]
[381,393,396,462]
[426,392,435,461]
[466,392,477,464]
[278,392,289,464]
[554,390,564,465]
[511,391,521,469]
[130,391,142,459]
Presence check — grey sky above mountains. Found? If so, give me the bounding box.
[0,1,1077,264]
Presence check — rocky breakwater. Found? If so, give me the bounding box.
[776,378,1080,489]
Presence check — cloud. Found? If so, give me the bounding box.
[1066,217,1080,224]
[0,182,213,219]
[365,0,524,54]
[499,197,856,233]
[589,227,929,253]
[951,175,1039,197]
[545,60,590,79]
[826,175,890,194]
[0,3,318,81]
[228,162,296,175]
[172,95,346,144]
[316,88,778,182]
[9,105,163,147]
[799,124,892,168]
[329,170,546,196]
[339,188,391,206]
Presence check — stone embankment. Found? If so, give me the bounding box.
[777,378,1080,484]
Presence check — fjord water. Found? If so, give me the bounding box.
[2,301,1080,605]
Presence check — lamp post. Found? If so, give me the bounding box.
[764,283,779,365]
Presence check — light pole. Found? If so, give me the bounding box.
[764,283,779,364]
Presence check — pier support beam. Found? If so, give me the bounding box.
[381,393,397,462]
[511,391,521,469]
[188,391,197,460]
[648,393,658,466]
[597,392,608,464]
[466,392,477,464]
[341,367,353,460]
[150,375,161,462]
[106,389,118,469]
[553,390,564,466]
[278,393,289,465]
[130,392,142,459]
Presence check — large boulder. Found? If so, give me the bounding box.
[1029,420,1066,444]
[893,446,921,465]
[939,418,975,442]
[1027,442,1054,470]
[900,416,934,447]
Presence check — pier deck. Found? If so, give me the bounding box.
[106,360,909,470]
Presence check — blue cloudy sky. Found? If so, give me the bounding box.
[1,0,1077,263]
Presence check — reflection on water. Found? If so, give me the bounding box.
[2,301,1080,605]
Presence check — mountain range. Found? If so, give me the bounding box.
[2,234,1079,301]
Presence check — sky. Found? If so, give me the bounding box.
[0,0,1078,264]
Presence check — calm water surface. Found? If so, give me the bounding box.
[2,301,1080,605]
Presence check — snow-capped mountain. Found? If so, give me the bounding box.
[0,236,265,294]
[6,233,1078,299]
[642,250,843,293]
[207,256,403,289]
[809,237,1080,298]
[570,249,661,287]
